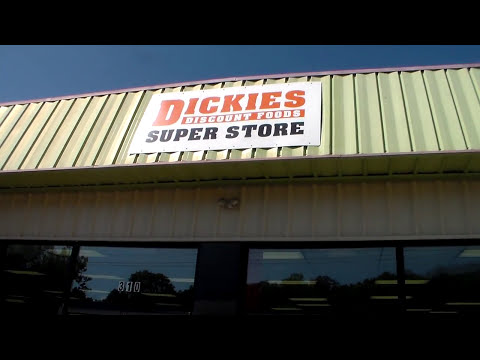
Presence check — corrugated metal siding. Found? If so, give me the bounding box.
[0,179,479,241]
[1,67,480,173]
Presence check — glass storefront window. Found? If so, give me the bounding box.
[404,245,480,317]
[246,247,398,316]
[2,244,73,315]
[68,247,198,315]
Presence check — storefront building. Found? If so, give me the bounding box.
[1,63,480,317]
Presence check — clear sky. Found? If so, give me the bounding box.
[0,45,479,104]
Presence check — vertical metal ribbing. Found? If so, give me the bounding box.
[336,183,342,238]
[262,184,269,238]
[237,185,246,237]
[191,187,200,238]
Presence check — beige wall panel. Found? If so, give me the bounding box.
[388,181,415,236]
[466,180,480,235]
[288,184,313,238]
[238,185,265,237]
[263,184,289,238]
[55,191,79,238]
[215,185,244,238]
[440,180,467,235]
[72,190,98,238]
[18,192,43,237]
[109,191,135,237]
[170,188,196,238]
[1,179,479,241]
[191,187,219,238]
[363,182,389,236]
[312,183,338,237]
[149,189,176,238]
[413,181,442,235]
[129,190,157,238]
[91,191,116,237]
[338,183,363,237]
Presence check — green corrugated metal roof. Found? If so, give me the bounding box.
[1,64,480,189]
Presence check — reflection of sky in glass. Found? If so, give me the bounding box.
[73,247,198,301]
[247,248,396,285]
[405,246,480,277]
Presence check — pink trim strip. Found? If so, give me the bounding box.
[1,62,479,107]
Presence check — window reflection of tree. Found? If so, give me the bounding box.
[3,245,73,314]
[248,271,398,315]
[406,264,480,315]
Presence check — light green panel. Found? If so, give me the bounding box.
[306,76,331,156]
[3,102,58,170]
[38,97,91,168]
[56,96,108,168]
[20,99,74,169]
[223,80,243,88]
[229,148,253,160]
[280,146,304,157]
[287,76,309,83]
[94,91,144,166]
[0,106,13,127]
[447,68,480,149]
[355,73,384,154]
[115,91,154,165]
[423,70,466,151]
[378,72,411,153]
[0,104,28,148]
[470,68,480,99]
[255,148,278,159]
[74,94,126,167]
[0,103,42,169]
[400,71,438,152]
[2,65,480,183]
[332,74,357,155]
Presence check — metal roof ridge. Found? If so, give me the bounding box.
[1,62,479,107]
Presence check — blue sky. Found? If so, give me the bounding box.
[0,45,479,104]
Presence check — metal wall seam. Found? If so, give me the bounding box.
[0,102,43,169]
[56,96,108,168]
[400,71,439,152]
[0,104,29,149]
[0,105,14,128]
[355,73,384,154]
[446,68,480,149]
[117,91,153,165]
[74,94,125,167]
[306,76,330,156]
[20,99,75,169]
[95,91,144,166]
[332,74,357,155]
[470,68,480,104]
[423,70,465,151]
[377,72,411,153]
[39,97,92,168]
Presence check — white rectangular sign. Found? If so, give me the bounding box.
[128,81,322,154]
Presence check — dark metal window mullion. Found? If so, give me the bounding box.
[396,246,406,313]
[61,244,80,315]
[0,243,7,306]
